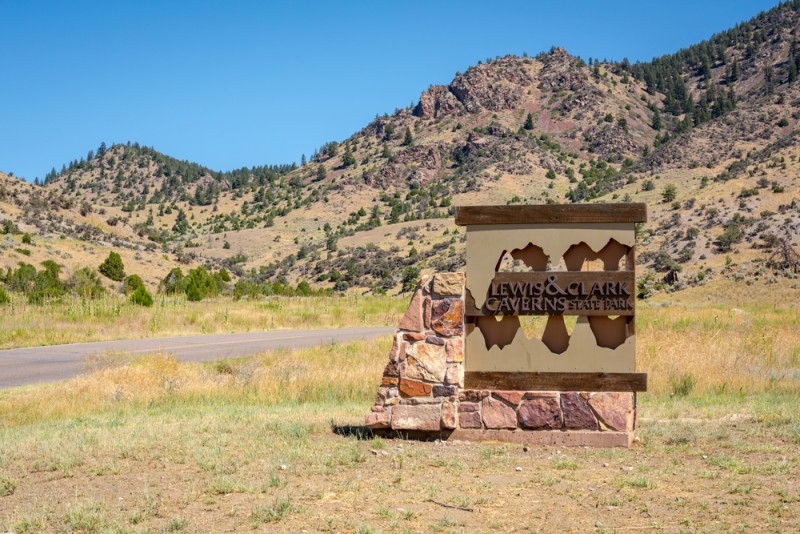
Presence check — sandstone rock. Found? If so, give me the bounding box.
[365,409,391,429]
[561,392,599,430]
[481,396,517,429]
[458,402,480,413]
[432,272,465,297]
[374,386,389,406]
[441,401,457,429]
[445,338,464,363]
[426,336,445,346]
[518,397,563,430]
[424,296,432,330]
[383,361,399,378]
[399,379,432,398]
[381,376,399,386]
[444,365,461,386]
[431,298,464,337]
[459,390,489,402]
[414,85,462,119]
[371,406,386,413]
[404,344,447,382]
[432,385,457,397]
[523,391,559,399]
[398,289,424,332]
[391,404,442,431]
[403,332,425,342]
[588,392,633,432]
[400,397,441,405]
[493,391,524,407]
[459,411,482,429]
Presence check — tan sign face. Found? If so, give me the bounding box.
[455,205,647,391]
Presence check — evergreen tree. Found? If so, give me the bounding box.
[523,112,535,130]
[172,209,188,234]
[98,252,126,281]
[402,126,414,146]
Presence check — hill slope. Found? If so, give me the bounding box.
[6,1,800,295]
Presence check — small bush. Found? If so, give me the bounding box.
[123,274,145,295]
[98,251,125,281]
[129,286,154,307]
[0,287,9,305]
[21,233,32,245]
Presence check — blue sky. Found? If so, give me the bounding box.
[0,0,783,182]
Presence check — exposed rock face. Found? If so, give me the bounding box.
[414,85,462,119]
[538,47,588,92]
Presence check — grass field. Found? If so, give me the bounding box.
[0,280,799,531]
[0,294,407,349]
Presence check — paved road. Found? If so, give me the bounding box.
[0,327,395,389]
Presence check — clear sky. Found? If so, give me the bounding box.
[0,0,784,182]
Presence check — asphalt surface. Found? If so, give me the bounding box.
[0,326,395,389]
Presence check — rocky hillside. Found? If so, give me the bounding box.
[6,1,800,295]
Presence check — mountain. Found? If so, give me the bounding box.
[5,1,800,295]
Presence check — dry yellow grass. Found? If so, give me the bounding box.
[0,293,406,349]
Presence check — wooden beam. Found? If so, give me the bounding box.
[455,203,647,225]
[464,372,648,392]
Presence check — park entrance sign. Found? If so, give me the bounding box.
[365,203,648,447]
[459,203,647,393]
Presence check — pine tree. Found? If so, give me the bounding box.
[98,251,126,281]
[524,112,535,130]
[402,127,414,146]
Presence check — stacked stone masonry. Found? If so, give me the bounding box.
[365,272,635,440]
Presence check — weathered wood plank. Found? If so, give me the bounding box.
[465,271,636,316]
[455,204,647,225]
[464,372,648,392]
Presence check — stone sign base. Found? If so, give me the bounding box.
[365,273,637,448]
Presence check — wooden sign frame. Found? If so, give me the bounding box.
[455,204,648,392]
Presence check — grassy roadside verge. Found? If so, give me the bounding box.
[0,294,407,349]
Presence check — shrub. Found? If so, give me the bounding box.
[98,252,125,281]
[160,268,186,294]
[123,274,145,295]
[21,233,32,245]
[67,267,105,299]
[0,287,9,305]
[717,223,744,252]
[129,286,154,307]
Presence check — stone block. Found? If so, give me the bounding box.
[432,385,457,397]
[365,409,391,429]
[459,411,482,429]
[458,402,480,413]
[381,376,399,386]
[399,379,432,397]
[424,296,432,330]
[432,272,465,297]
[588,392,633,432]
[403,332,425,342]
[445,338,464,363]
[431,298,464,337]
[518,397,563,430]
[404,343,447,382]
[441,401,457,429]
[398,289,424,332]
[481,395,517,429]
[426,335,445,346]
[391,403,442,431]
[459,390,489,402]
[493,391,524,407]
[444,365,460,385]
[561,392,599,430]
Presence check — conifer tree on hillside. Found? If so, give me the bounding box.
[99,252,126,282]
